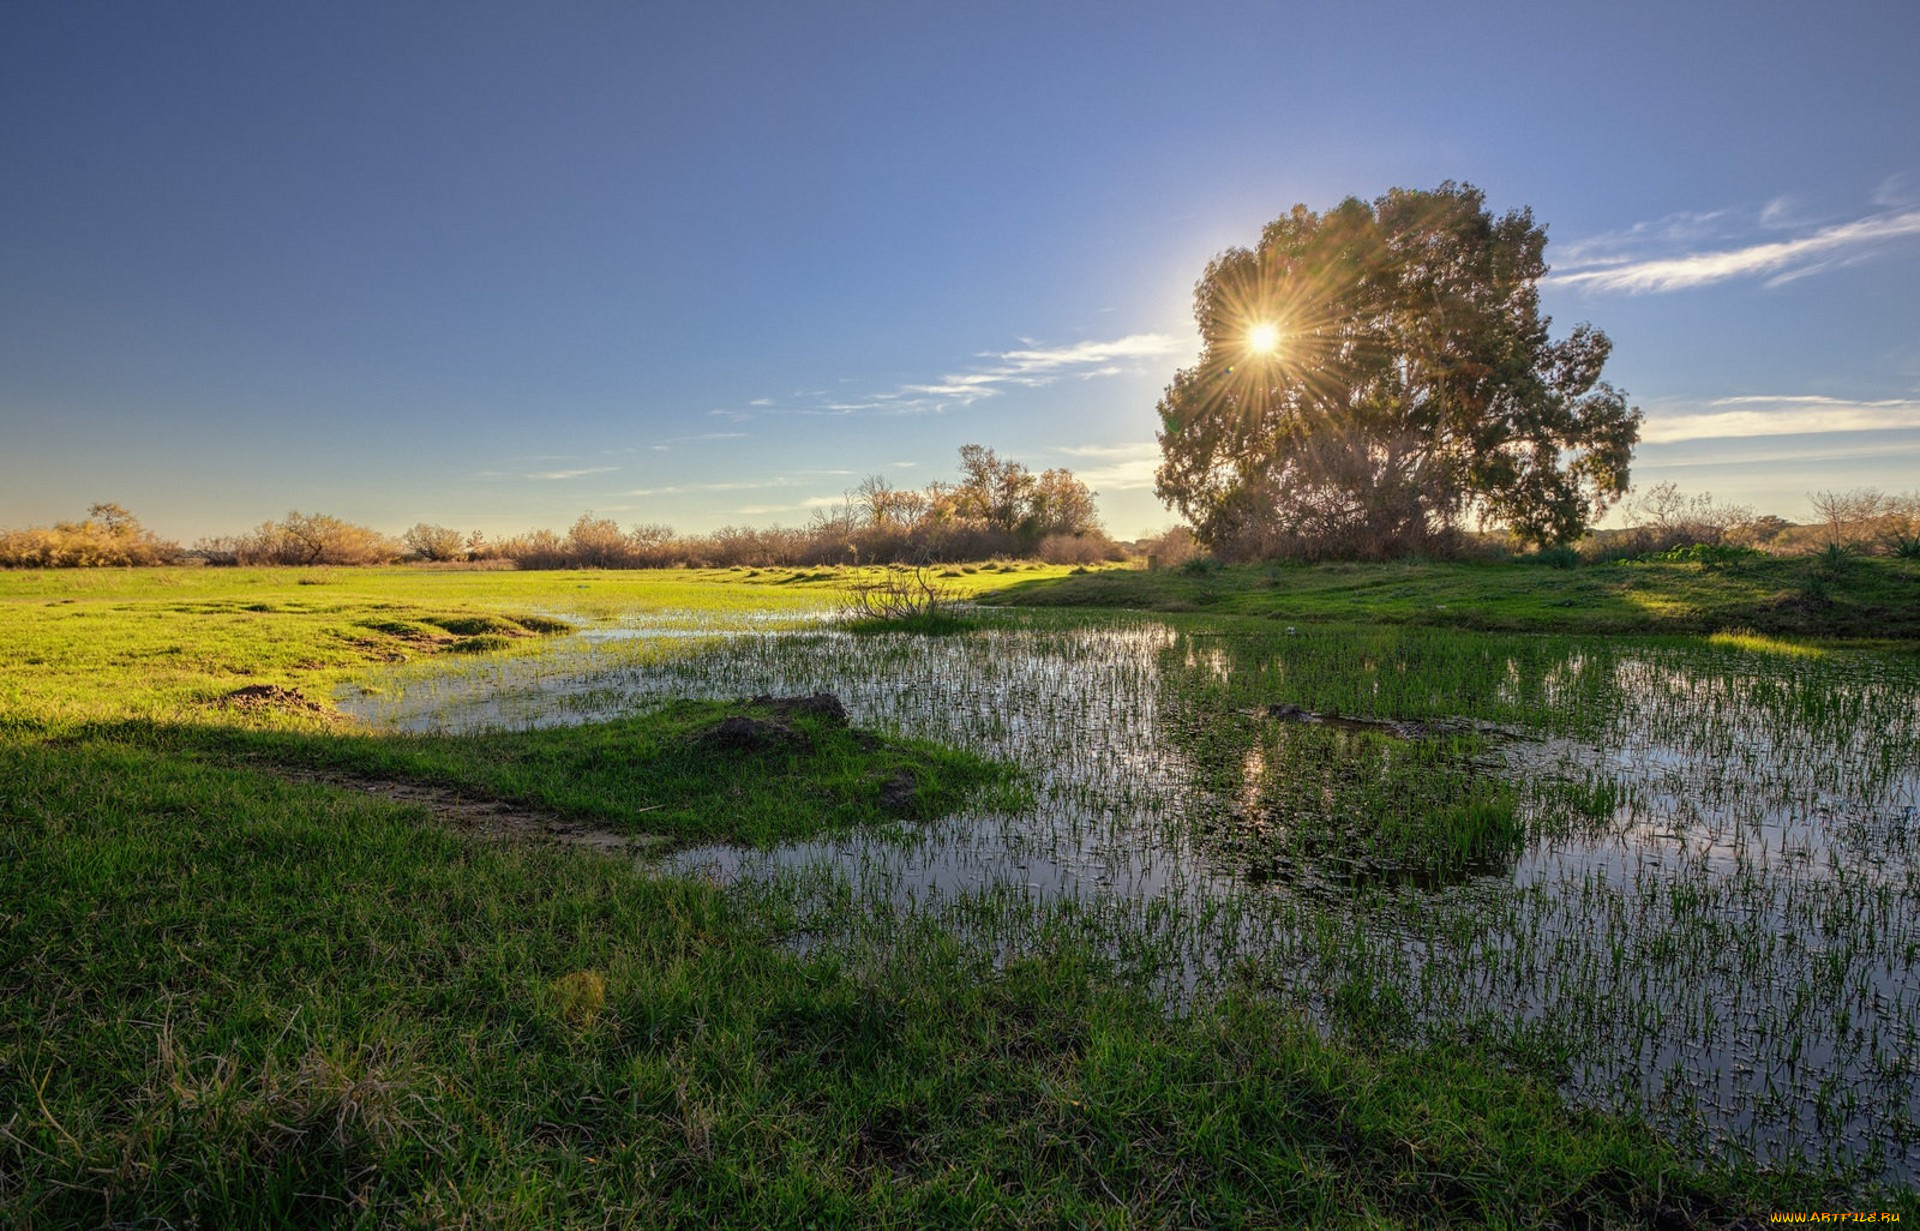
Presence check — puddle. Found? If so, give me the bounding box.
[339,609,1920,1182]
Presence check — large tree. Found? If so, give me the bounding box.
[1154,183,1641,556]
[942,444,1101,543]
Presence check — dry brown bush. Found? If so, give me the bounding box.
[566,514,633,567]
[0,503,180,567]
[1036,532,1122,566]
[1140,526,1202,570]
[402,523,467,562]
[233,512,399,565]
[1580,484,1755,560]
[843,563,958,621]
[1808,487,1920,555]
[134,444,1109,573]
[470,446,1106,570]
[190,535,244,566]
[490,529,570,569]
[1724,514,1794,550]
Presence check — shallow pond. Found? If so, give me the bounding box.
[340,607,1920,1182]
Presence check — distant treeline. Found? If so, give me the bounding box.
[6,471,1917,571]
[0,446,1128,569]
[1571,484,1920,563]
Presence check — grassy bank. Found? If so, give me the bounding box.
[983,554,1920,641]
[0,566,1902,1224]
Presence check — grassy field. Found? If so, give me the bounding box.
[0,563,1059,727]
[2,564,1911,1226]
[983,553,1920,641]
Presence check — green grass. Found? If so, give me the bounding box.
[182,695,1019,846]
[985,554,1920,641]
[1183,721,1527,889]
[0,564,1086,729]
[2,741,1832,1227]
[0,564,1905,1224]
[842,611,977,637]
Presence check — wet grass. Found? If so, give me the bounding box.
[3,741,1826,1227]
[0,563,1079,729]
[842,611,977,637]
[424,606,1920,1192]
[986,554,1920,641]
[1184,721,1529,890]
[176,695,1019,846]
[2,566,1915,1222]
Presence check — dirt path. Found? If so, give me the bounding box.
[275,768,672,857]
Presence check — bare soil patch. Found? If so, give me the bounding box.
[689,692,853,754]
[275,768,668,857]
[219,684,332,715]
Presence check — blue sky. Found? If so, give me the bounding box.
[4,1,1917,542]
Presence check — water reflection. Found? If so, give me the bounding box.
[339,609,1920,1182]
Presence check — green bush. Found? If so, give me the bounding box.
[447,634,516,654]
[1649,542,1760,567]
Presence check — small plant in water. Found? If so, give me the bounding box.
[842,563,965,632]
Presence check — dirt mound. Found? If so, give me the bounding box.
[748,692,849,723]
[690,693,853,753]
[693,714,811,752]
[876,771,921,813]
[219,684,329,715]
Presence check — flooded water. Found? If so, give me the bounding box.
[339,608,1920,1181]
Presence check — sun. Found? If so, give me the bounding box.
[1247,322,1281,355]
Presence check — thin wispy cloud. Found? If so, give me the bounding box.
[1641,395,1920,443]
[740,332,1185,418]
[1643,436,1920,472]
[733,495,846,517]
[525,466,619,480]
[647,430,750,453]
[1757,195,1811,229]
[1873,172,1918,208]
[879,333,1184,408]
[1553,206,1920,294]
[1550,208,1735,269]
[629,478,795,497]
[895,372,1010,401]
[995,334,1187,374]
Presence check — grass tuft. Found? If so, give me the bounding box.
[446,632,516,653]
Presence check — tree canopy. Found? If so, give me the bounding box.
[938,444,1099,543]
[1153,183,1641,557]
